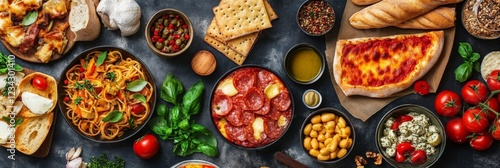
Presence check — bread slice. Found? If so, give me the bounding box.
[18,72,57,118]
[15,112,53,155]
[69,0,101,41]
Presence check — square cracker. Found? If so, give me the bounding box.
[204,35,246,65]
[206,19,260,56]
[220,0,278,20]
[213,0,272,41]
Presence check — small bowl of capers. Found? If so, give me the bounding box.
[145,8,193,57]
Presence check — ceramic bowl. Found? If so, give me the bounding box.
[284,43,325,85]
[296,0,335,36]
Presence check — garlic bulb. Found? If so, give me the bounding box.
[96,0,141,36]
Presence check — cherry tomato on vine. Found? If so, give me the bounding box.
[487,70,500,91]
[478,98,499,121]
[469,133,493,151]
[462,108,489,133]
[446,118,471,144]
[31,75,47,91]
[434,90,462,117]
[490,119,500,140]
[133,134,160,159]
[461,80,489,105]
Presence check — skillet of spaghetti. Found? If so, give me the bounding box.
[58,46,156,143]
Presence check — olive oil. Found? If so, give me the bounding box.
[289,48,322,82]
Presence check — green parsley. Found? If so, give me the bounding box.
[74,96,83,105]
[106,72,116,82]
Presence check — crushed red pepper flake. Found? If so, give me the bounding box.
[298,0,335,35]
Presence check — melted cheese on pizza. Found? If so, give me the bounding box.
[0,0,8,12]
[341,36,432,87]
[0,12,12,34]
[8,0,42,17]
[34,30,67,62]
[333,31,444,98]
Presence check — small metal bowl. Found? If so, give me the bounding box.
[145,8,194,57]
[284,43,325,85]
[300,108,356,164]
[375,104,446,167]
[302,89,322,109]
[296,0,335,36]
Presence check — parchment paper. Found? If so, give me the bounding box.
[325,1,456,122]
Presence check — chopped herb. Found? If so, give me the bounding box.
[106,72,116,82]
[74,96,83,105]
[129,118,136,129]
[83,79,94,91]
[74,82,84,90]
[2,83,8,96]
[87,153,124,168]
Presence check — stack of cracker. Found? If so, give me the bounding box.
[204,0,278,65]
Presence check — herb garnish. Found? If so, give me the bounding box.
[0,51,23,75]
[126,79,147,92]
[74,96,82,105]
[96,51,108,67]
[455,42,480,82]
[149,73,218,157]
[2,116,22,128]
[102,110,123,123]
[106,72,116,82]
[21,11,38,26]
[87,153,124,168]
[128,118,136,129]
[132,94,146,103]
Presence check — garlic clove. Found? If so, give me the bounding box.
[66,157,83,168]
[66,147,75,161]
[70,146,82,160]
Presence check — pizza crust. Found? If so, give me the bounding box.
[333,31,444,98]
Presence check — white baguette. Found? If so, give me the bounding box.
[69,0,101,41]
[15,112,53,155]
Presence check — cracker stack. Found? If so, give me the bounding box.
[204,0,277,65]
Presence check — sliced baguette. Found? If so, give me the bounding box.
[15,112,53,155]
[18,72,57,118]
[69,0,101,41]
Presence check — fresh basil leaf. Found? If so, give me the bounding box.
[156,104,168,117]
[128,118,136,129]
[179,119,189,130]
[0,68,7,74]
[96,51,107,67]
[126,79,147,92]
[160,73,184,105]
[458,42,472,57]
[21,11,38,26]
[102,111,123,123]
[14,118,22,128]
[473,61,481,72]
[191,123,209,134]
[196,143,219,157]
[132,94,146,103]
[182,80,204,116]
[470,52,480,62]
[13,64,23,72]
[169,106,181,126]
[455,63,473,83]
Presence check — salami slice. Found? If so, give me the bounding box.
[266,108,282,121]
[264,117,284,139]
[244,87,264,110]
[271,91,291,111]
[212,93,232,116]
[225,124,247,142]
[225,107,243,127]
[232,69,256,92]
[232,94,248,110]
[253,97,271,115]
[257,70,274,90]
[241,110,255,126]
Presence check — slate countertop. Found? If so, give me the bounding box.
[1,0,500,167]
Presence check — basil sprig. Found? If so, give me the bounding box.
[126,79,147,92]
[96,51,107,67]
[102,111,123,123]
[454,42,480,82]
[21,11,38,26]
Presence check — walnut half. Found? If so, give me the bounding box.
[366,151,383,165]
[355,155,367,168]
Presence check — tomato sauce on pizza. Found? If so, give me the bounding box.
[211,67,292,148]
[333,31,444,98]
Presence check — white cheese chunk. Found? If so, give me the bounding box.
[252,117,264,140]
[0,121,12,144]
[219,78,238,96]
[264,83,280,99]
[21,91,53,115]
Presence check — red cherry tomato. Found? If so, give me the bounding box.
[31,75,47,91]
[414,80,431,95]
[131,103,146,115]
[410,150,427,165]
[461,80,489,105]
[487,70,500,91]
[490,119,500,140]
[395,152,406,163]
[479,98,499,121]
[434,90,462,117]
[469,133,493,151]
[133,134,160,159]
[64,79,69,85]
[462,108,489,133]
[396,142,415,155]
[445,118,471,144]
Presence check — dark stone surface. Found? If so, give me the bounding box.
[1,0,500,167]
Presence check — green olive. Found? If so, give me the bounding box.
[171,18,178,25]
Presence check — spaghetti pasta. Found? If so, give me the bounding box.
[63,50,153,140]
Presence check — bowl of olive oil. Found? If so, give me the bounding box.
[284,43,325,85]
